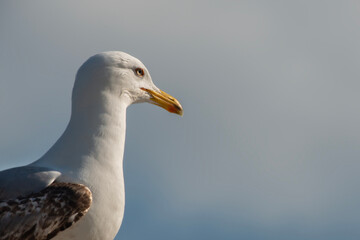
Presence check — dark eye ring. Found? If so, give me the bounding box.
[135,68,145,77]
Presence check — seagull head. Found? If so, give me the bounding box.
[72,51,183,116]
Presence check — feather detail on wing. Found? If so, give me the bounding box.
[0,182,92,240]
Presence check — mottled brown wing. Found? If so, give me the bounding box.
[0,182,92,240]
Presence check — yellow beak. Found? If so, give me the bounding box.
[141,88,183,116]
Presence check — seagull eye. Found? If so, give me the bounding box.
[135,68,145,77]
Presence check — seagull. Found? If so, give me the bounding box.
[0,51,183,240]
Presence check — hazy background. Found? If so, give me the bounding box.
[1,1,360,239]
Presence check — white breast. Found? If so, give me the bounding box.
[53,158,126,240]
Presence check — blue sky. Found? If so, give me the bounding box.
[1,1,360,239]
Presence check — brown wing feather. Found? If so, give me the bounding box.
[0,182,92,240]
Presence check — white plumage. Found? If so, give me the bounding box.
[0,51,182,240]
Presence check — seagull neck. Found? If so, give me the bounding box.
[38,92,131,171]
